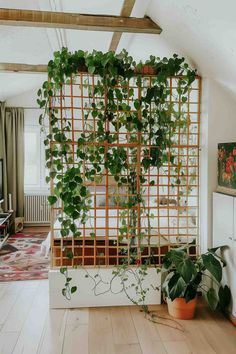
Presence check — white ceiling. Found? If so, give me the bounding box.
[0,72,46,100]
[145,0,236,93]
[0,0,236,100]
[0,0,138,100]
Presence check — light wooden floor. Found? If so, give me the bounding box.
[0,280,235,354]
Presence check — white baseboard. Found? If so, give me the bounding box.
[49,267,161,309]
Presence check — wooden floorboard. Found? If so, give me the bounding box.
[36,309,67,354]
[114,343,142,354]
[110,307,139,345]
[23,225,50,234]
[0,332,19,354]
[130,306,167,353]
[88,307,115,354]
[0,280,235,354]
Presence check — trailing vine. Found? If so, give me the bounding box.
[37,48,196,312]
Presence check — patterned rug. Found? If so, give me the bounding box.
[0,233,49,282]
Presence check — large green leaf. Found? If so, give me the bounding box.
[208,245,227,253]
[208,247,227,267]
[191,272,202,287]
[207,288,218,311]
[177,257,197,283]
[184,284,197,302]
[201,253,222,283]
[162,271,174,296]
[168,273,186,301]
[162,251,172,269]
[218,285,231,310]
[169,249,186,266]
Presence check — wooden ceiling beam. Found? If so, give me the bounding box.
[0,8,162,34]
[0,63,47,73]
[109,0,136,52]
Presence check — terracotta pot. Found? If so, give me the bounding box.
[167,297,197,320]
[134,65,156,75]
[78,62,88,73]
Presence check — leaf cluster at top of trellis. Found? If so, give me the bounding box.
[37,47,196,238]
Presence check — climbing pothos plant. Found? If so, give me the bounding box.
[37,47,196,313]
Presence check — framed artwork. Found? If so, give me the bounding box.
[217,142,236,195]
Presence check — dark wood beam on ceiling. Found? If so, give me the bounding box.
[0,63,47,73]
[0,8,162,34]
[109,0,136,52]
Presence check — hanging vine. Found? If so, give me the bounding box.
[37,48,196,310]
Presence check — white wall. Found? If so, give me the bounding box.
[126,34,187,62]
[6,87,46,126]
[199,78,209,252]
[146,0,236,95]
[6,87,45,108]
[204,79,236,248]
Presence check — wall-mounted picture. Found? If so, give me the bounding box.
[217,142,236,195]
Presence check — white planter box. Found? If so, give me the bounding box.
[49,267,161,308]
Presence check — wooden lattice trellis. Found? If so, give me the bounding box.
[50,73,201,268]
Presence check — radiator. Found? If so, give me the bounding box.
[24,194,51,224]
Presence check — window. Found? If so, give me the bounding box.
[24,123,49,193]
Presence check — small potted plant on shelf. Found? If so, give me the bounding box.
[161,246,231,320]
[134,61,156,75]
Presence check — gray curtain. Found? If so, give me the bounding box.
[0,102,24,216]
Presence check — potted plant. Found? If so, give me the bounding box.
[134,62,156,75]
[161,247,231,319]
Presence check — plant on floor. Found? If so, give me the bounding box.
[162,246,231,319]
[37,48,196,313]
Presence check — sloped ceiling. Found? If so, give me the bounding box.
[145,0,236,93]
[0,0,235,100]
[0,0,131,100]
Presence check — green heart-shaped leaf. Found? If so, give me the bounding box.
[177,257,197,283]
[207,288,218,311]
[168,273,186,301]
[202,254,222,283]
